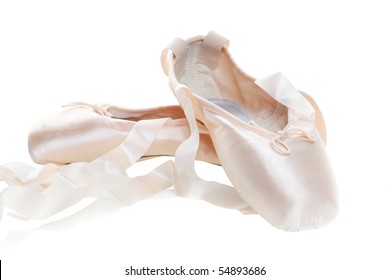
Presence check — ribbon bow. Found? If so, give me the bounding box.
[62,102,113,117]
[271,124,317,155]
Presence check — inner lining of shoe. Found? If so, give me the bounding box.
[108,106,186,122]
[177,42,288,133]
[208,98,252,122]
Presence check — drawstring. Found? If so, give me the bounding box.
[249,121,317,155]
[62,102,113,118]
[270,124,317,155]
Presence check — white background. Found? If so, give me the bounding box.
[1,0,389,279]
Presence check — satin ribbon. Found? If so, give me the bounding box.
[1,117,172,219]
[0,118,173,252]
[172,85,254,213]
[255,72,316,121]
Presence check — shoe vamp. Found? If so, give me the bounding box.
[203,109,338,230]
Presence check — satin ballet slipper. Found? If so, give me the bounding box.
[28,103,219,165]
[161,31,338,231]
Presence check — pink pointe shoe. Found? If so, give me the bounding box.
[161,31,338,231]
[28,103,219,165]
